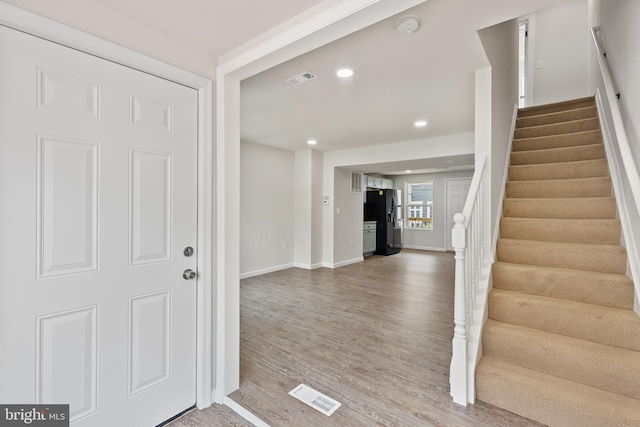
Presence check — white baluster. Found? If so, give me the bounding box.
[450,212,468,405]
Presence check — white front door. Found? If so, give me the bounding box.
[0,25,198,426]
[445,179,472,251]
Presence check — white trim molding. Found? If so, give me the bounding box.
[293,262,324,270]
[223,397,270,427]
[402,245,447,252]
[326,256,365,269]
[214,0,428,400]
[0,1,214,409]
[239,263,295,280]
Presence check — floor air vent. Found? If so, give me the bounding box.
[289,384,342,416]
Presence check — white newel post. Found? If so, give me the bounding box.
[450,212,468,405]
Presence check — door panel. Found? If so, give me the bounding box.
[36,306,98,421]
[0,25,198,426]
[37,136,99,277]
[129,149,172,265]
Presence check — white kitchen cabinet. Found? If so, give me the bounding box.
[363,221,377,256]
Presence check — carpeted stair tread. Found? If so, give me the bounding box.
[514,117,600,139]
[477,96,639,426]
[499,217,620,244]
[513,130,602,151]
[492,261,634,309]
[503,197,616,219]
[476,357,640,427]
[488,289,640,351]
[506,176,611,198]
[511,143,604,165]
[497,238,626,274]
[483,320,640,399]
[517,96,595,117]
[516,105,597,128]
[508,159,608,181]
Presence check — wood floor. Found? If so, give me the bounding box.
[171,250,543,426]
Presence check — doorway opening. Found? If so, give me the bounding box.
[518,19,529,108]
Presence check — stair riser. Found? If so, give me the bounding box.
[517,97,596,117]
[480,96,640,426]
[503,198,617,219]
[511,144,605,165]
[476,358,640,427]
[488,290,640,351]
[514,118,600,139]
[500,218,621,244]
[518,101,596,117]
[509,160,608,181]
[496,239,627,274]
[506,178,611,199]
[492,262,634,309]
[516,106,597,128]
[513,130,603,151]
[483,322,640,400]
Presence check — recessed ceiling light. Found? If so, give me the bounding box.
[405,170,412,173]
[414,120,428,127]
[336,68,354,78]
[307,139,317,145]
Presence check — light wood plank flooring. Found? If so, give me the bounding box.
[172,250,543,426]
[166,404,253,427]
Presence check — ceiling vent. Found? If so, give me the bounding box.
[286,71,317,86]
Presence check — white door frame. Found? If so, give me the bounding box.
[519,14,535,107]
[0,2,214,409]
[215,0,427,402]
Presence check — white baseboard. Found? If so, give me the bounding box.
[324,256,364,269]
[293,262,323,270]
[401,245,446,252]
[239,263,294,279]
[224,396,270,427]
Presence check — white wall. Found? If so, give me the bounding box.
[531,0,590,105]
[322,133,475,266]
[333,168,365,266]
[393,170,474,251]
[294,149,324,269]
[598,0,640,169]
[2,0,214,77]
[311,151,324,265]
[294,150,312,267]
[240,141,295,277]
[597,0,640,312]
[478,18,520,243]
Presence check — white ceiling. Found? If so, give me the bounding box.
[238,0,566,174]
[37,0,566,175]
[96,0,327,60]
[241,1,480,153]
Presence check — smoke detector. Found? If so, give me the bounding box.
[396,14,420,34]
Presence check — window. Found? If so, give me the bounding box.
[406,182,433,229]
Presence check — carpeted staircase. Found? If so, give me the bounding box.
[475,96,640,426]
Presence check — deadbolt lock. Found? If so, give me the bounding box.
[183,246,194,257]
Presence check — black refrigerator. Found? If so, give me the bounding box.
[365,189,402,256]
